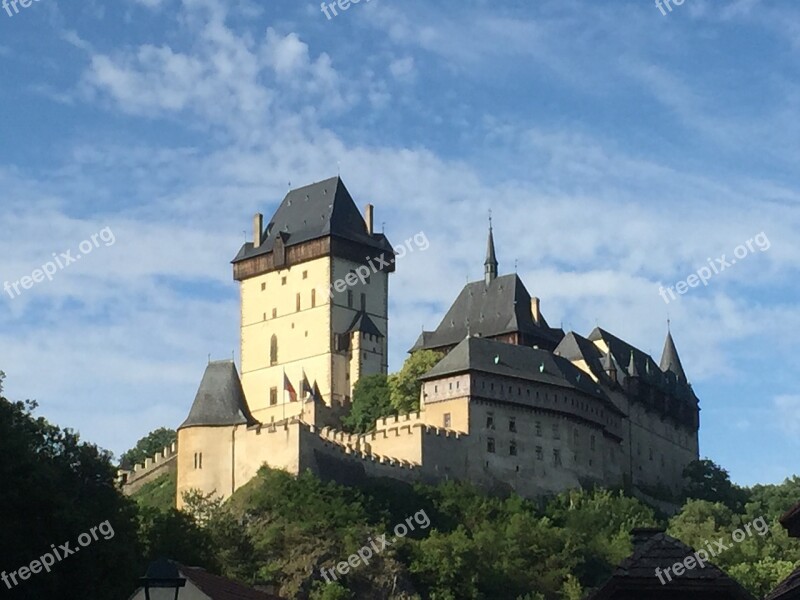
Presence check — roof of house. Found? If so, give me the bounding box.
[420,336,623,414]
[410,273,564,352]
[180,564,284,600]
[179,361,257,429]
[232,176,393,264]
[587,327,697,403]
[346,310,385,338]
[766,565,800,600]
[660,330,688,383]
[588,530,756,600]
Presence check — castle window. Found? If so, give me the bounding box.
[517,387,521,396]
[443,413,451,428]
[573,428,579,444]
[486,413,495,429]
[270,335,278,365]
[272,308,277,318]
[509,418,517,433]
[282,276,287,285]
[270,387,278,406]
[311,289,316,308]
[193,452,203,469]
[535,421,542,436]
[590,435,596,451]
[487,437,496,453]
[449,382,452,390]
[509,441,518,456]
[261,282,266,291]
[552,424,560,440]
[263,313,266,321]
[434,385,438,393]
[456,380,460,389]
[296,293,301,312]
[347,290,353,308]
[535,446,543,461]
[302,270,308,279]
[553,449,561,466]
[361,293,366,311]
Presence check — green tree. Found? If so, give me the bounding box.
[342,374,393,432]
[0,372,142,600]
[388,350,444,414]
[120,427,177,469]
[681,459,749,512]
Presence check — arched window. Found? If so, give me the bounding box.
[270,334,278,365]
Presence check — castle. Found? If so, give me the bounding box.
[119,176,700,506]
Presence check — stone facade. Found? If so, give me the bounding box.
[120,176,700,508]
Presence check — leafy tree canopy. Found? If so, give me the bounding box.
[120,427,177,469]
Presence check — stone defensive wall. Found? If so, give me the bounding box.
[118,442,178,495]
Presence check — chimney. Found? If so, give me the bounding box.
[531,297,540,325]
[364,204,374,235]
[253,213,263,248]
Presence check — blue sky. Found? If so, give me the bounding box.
[1,0,798,486]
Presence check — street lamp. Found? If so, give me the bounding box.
[139,558,186,600]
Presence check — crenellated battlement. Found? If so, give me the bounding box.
[118,441,178,495]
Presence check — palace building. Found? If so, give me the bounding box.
[118,176,700,507]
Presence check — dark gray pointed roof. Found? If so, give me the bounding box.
[346,311,384,338]
[410,273,563,352]
[660,331,687,383]
[589,530,756,599]
[179,361,257,429]
[485,226,498,269]
[421,336,624,416]
[232,176,393,263]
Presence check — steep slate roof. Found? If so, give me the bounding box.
[421,336,623,415]
[587,327,696,402]
[232,176,393,263]
[180,564,285,600]
[179,361,257,429]
[589,530,756,600]
[346,311,384,338]
[660,331,687,383]
[410,273,563,351]
[555,331,621,386]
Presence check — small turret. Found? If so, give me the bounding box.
[484,218,498,285]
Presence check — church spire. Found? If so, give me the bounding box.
[660,330,687,383]
[484,212,498,285]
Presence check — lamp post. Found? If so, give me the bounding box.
[139,558,186,600]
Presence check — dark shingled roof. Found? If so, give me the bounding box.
[660,331,687,383]
[410,273,563,352]
[766,565,800,600]
[421,336,624,416]
[232,176,393,264]
[587,327,697,403]
[589,530,756,600]
[179,564,285,600]
[179,361,256,429]
[346,311,384,338]
[780,500,800,538]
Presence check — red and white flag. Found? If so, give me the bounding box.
[283,371,297,402]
